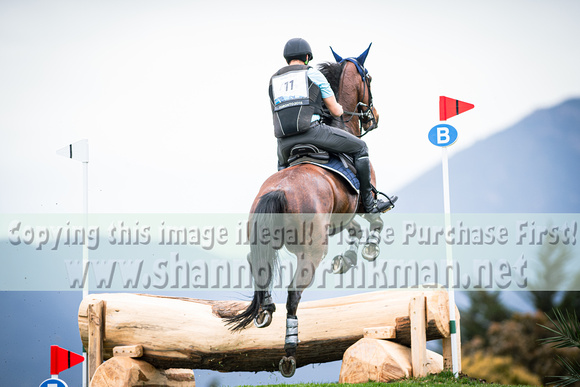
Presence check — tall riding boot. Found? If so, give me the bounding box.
[355,156,394,214]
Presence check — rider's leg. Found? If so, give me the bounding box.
[353,148,393,213]
[277,139,289,170]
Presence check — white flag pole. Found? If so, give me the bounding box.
[57,139,89,387]
[82,154,88,387]
[433,95,474,376]
[441,146,459,375]
[82,159,88,298]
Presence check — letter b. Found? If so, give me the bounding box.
[437,127,450,144]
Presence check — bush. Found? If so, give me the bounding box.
[463,312,580,386]
[462,351,542,386]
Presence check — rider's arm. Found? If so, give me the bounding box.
[307,68,343,118]
[323,95,344,118]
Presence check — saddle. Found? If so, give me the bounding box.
[288,144,329,164]
[287,144,359,192]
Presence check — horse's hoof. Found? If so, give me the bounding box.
[279,356,296,377]
[332,255,351,274]
[254,310,272,328]
[362,243,380,261]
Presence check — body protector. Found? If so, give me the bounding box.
[269,65,323,138]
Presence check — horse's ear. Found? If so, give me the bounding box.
[330,46,343,63]
[356,43,372,66]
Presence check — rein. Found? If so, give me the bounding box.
[343,102,377,138]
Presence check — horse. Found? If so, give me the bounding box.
[224,44,395,377]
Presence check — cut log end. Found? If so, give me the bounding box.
[90,357,195,387]
[339,338,443,383]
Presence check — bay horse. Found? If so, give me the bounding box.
[224,44,395,377]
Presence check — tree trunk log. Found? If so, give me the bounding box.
[339,338,443,383]
[78,290,449,372]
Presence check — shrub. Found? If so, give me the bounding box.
[462,351,542,385]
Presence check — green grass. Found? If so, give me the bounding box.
[237,371,533,387]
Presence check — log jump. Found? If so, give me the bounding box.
[78,290,460,385]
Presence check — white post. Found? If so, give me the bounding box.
[435,96,472,376]
[57,139,90,387]
[441,146,459,375]
[82,160,89,299]
[82,159,89,387]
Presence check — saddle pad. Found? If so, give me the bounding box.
[293,154,360,192]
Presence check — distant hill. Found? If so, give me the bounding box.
[396,98,580,213]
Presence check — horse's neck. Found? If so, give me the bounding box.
[337,62,361,137]
[344,116,360,137]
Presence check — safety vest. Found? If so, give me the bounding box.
[269,65,323,138]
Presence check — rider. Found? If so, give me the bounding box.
[269,37,392,214]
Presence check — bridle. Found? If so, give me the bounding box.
[338,61,378,138]
[319,56,395,208]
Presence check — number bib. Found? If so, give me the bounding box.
[271,70,309,111]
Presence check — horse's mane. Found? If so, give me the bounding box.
[317,62,345,96]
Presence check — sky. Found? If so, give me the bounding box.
[2,0,580,215]
[1,1,580,386]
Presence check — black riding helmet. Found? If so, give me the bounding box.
[283,38,313,64]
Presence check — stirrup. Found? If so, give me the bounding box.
[367,200,389,214]
[367,192,398,214]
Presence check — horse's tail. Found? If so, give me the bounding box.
[226,190,287,331]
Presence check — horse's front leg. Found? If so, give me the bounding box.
[361,194,398,260]
[361,213,384,261]
[332,220,362,274]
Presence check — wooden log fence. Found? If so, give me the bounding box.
[78,290,460,386]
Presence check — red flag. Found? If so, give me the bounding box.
[51,345,84,375]
[440,96,474,121]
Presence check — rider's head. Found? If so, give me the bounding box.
[283,38,313,65]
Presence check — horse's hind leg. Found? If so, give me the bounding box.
[247,253,276,328]
[280,289,301,377]
[254,290,276,328]
[279,252,319,377]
